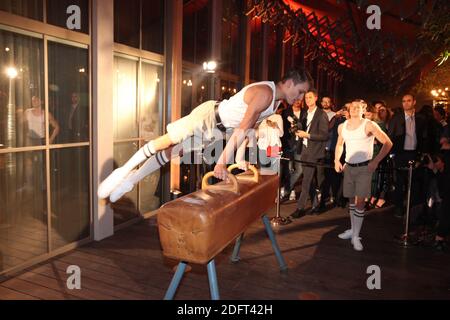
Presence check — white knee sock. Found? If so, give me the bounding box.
[98,141,157,199]
[353,209,365,239]
[349,204,355,232]
[122,141,156,171]
[109,150,172,202]
[128,151,169,184]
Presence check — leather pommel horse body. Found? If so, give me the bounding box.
[157,165,287,300]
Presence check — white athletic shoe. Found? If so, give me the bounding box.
[338,229,353,240]
[97,167,130,199]
[351,237,363,251]
[280,187,286,198]
[289,190,296,201]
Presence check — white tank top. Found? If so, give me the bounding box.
[218,81,279,128]
[25,108,45,138]
[341,119,374,164]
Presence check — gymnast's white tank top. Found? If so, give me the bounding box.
[25,108,45,138]
[341,118,375,164]
[218,81,280,128]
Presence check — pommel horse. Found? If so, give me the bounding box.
[156,165,287,300]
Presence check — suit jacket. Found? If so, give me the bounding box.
[300,107,329,161]
[388,111,428,154]
[67,103,89,142]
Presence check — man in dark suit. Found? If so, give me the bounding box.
[67,92,89,142]
[388,93,428,218]
[291,89,329,218]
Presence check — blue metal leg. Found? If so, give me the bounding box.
[207,260,220,300]
[164,262,187,300]
[230,234,244,263]
[262,215,288,272]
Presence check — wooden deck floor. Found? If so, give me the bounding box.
[1,203,450,300]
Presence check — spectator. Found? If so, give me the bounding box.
[290,89,329,218]
[318,96,342,210]
[257,114,284,173]
[388,94,428,218]
[376,101,393,130]
[418,105,441,154]
[433,105,448,139]
[280,99,304,201]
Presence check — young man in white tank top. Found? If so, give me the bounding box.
[98,69,312,203]
[334,99,393,251]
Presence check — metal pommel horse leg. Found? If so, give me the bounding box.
[263,215,288,273]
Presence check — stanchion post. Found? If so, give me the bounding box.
[400,160,414,247]
[270,153,292,226]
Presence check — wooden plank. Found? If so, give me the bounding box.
[1,278,68,300]
[2,205,450,300]
[0,285,39,300]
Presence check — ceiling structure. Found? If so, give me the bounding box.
[246,0,448,94]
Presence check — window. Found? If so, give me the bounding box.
[0,28,91,274]
[0,0,43,21]
[46,0,89,34]
[0,30,44,148]
[0,150,48,272]
[114,0,140,48]
[183,0,211,64]
[268,25,281,81]
[222,0,240,75]
[50,146,90,249]
[113,56,138,140]
[48,41,89,144]
[220,80,238,100]
[250,17,263,81]
[142,0,164,54]
[138,61,163,213]
[113,55,163,225]
[114,0,165,54]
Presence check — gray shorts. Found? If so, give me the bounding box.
[343,164,372,198]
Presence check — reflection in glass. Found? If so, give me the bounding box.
[0,151,47,273]
[0,0,43,21]
[140,63,162,141]
[181,71,193,117]
[113,56,138,139]
[113,142,139,225]
[50,147,90,250]
[48,41,89,144]
[220,80,238,101]
[46,0,89,34]
[0,30,44,148]
[139,62,163,213]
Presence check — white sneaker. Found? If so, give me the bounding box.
[289,190,296,201]
[280,187,286,198]
[338,229,353,240]
[109,180,135,203]
[98,167,130,199]
[351,237,363,251]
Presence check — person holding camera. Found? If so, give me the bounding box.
[280,99,304,201]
